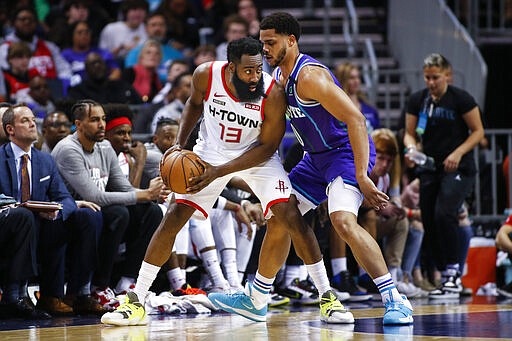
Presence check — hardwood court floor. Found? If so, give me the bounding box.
[1,295,511,340]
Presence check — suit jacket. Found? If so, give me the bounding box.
[0,143,76,220]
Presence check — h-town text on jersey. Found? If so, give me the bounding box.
[208,104,260,128]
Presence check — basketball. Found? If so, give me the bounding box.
[160,150,205,194]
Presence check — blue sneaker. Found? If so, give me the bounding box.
[208,283,267,322]
[383,295,413,325]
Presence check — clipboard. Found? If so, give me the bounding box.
[19,200,63,212]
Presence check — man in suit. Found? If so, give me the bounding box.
[0,204,51,319]
[0,104,106,316]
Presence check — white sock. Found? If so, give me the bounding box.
[331,257,347,275]
[298,265,308,281]
[115,276,135,294]
[305,259,331,296]
[133,261,160,304]
[284,265,302,285]
[221,249,241,288]
[252,271,274,309]
[167,267,186,290]
[201,249,229,289]
[374,273,403,304]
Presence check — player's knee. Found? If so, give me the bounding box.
[331,213,356,239]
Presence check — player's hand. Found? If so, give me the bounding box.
[358,175,389,211]
[378,202,405,219]
[76,200,101,211]
[186,160,217,193]
[159,187,172,203]
[160,144,183,174]
[235,205,252,231]
[146,177,165,201]
[129,141,147,162]
[243,201,265,226]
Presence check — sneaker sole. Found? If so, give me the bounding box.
[383,315,414,325]
[101,314,148,326]
[321,311,355,324]
[211,298,267,322]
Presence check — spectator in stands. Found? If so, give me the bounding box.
[0,104,105,316]
[156,0,201,51]
[192,44,217,69]
[46,0,109,49]
[399,178,433,292]
[99,0,148,59]
[403,53,484,298]
[61,21,121,87]
[0,6,72,81]
[51,100,163,309]
[369,129,418,295]
[3,42,35,103]
[216,15,249,61]
[151,72,192,133]
[496,215,512,297]
[41,111,72,153]
[67,52,142,104]
[152,58,190,104]
[17,76,56,125]
[335,62,380,133]
[122,39,163,103]
[237,0,261,39]
[125,12,184,84]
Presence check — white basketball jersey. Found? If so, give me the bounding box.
[196,61,275,160]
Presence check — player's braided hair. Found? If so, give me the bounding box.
[71,99,103,121]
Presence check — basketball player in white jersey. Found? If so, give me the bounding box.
[101,37,350,326]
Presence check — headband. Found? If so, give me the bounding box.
[106,117,132,131]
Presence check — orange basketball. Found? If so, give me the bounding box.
[160,150,205,194]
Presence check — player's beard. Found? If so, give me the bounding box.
[85,129,105,142]
[268,46,287,68]
[232,70,265,102]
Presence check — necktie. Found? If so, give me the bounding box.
[21,154,30,202]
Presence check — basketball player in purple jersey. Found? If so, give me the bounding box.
[258,12,413,325]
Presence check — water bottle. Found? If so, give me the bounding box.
[406,148,436,171]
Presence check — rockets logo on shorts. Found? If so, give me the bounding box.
[275,179,289,194]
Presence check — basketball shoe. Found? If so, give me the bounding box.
[319,290,355,324]
[383,295,414,325]
[101,292,147,326]
[332,271,372,302]
[92,287,120,310]
[268,292,290,307]
[208,282,267,322]
[277,278,319,305]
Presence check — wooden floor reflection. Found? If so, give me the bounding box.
[1,296,512,340]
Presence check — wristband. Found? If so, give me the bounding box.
[407,208,413,219]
